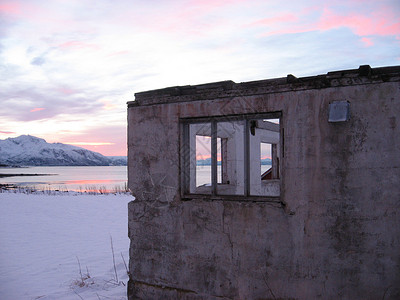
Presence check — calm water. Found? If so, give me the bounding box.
[196,165,271,186]
[0,164,272,192]
[0,166,127,192]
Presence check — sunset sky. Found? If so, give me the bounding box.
[0,0,399,156]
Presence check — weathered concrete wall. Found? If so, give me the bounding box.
[127,66,400,299]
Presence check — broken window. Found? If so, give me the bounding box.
[248,118,280,196]
[181,113,281,198]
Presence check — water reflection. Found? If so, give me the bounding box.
[0,166,127,193]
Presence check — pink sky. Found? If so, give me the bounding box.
[0,0,399,156]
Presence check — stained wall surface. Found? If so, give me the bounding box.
[127,66,400,299]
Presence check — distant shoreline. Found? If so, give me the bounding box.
[0,173,56,178]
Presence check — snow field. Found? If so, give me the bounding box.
[0,192,133,299]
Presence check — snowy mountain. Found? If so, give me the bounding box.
[0,135,125,166]
[108,156,128,165]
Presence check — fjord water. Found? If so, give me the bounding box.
[0,166,127,192]
[1,165,273,192]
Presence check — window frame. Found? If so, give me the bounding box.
[180,112,282,202]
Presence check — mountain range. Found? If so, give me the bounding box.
[0,135,126,166]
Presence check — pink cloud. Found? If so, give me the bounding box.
[250,14,298,27]
[30,108,45,112]
[318,8,400,37]
[123,0,247,37]
[254,4,399,39]
[0,131,15,134]
[249,6,320,37]
[0,2,20,15]
[100,101,118,111]
[0,1,49,22]
[58,41,100,51]
[58,87,76,95]
[361,37,374,47]
[66,142,115,146]
[58,125,127,156]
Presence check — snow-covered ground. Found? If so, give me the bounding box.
[0,191,133,299]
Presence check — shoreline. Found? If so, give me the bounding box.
[0,173,56,178]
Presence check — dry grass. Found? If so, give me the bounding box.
[0,184,130,195]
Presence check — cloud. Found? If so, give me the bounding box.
[317,8,400,37]
[361,37,374,47]
[248,1,399,40]
[58,87,77,95]
[99,99,119,111]
[107,50,130,57]
[30,107,45,112]
[251,13,299,27]
[66,142,115,146]
[0,85,103,122]
[31,56,46,65]
[0,130,15,134]
[0,0,399,155]
[58,41,101,51]
[56,125,127,156]
[0,2,21,15]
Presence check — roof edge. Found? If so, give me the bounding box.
[127,65,400,107]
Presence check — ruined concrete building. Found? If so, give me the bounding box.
[127,65,400,299]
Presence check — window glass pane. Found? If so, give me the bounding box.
[188,123,212,194]
[216,120,245,195]
[196,135,211,187]
[260,142,272,176]
[217,137,222,184]
[249,118,280,196]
